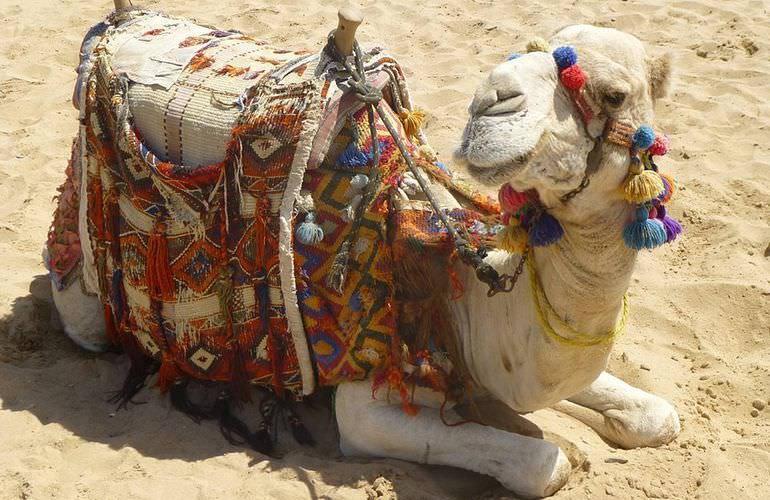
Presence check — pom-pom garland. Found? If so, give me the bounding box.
[490,44,680,253]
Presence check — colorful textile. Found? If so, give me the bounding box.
[47,11,502,407]
[75,40,324,398]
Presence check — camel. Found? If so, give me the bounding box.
[48,3,680,497]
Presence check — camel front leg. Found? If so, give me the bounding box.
[335,381,572,498]
[565,371,680,449]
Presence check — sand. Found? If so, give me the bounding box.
[1,0,769,498]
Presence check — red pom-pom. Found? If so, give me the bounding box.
[560,65,586,90]
[498,183,530,213]
[648,134,670,156]
[648,206,658,219]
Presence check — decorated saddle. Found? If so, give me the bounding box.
[46,9,501,446]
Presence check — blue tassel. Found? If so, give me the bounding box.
[623,207,667,250]
[529,211,564,246]
[296,213,324,245]
[337,143,369,169]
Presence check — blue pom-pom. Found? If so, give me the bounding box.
[623,216,667,250]
[632,125,656,150]
[552,46,578,70]
[529,212,564,247]
[507,53,521,61]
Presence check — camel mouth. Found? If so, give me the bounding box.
[461,153,533,186]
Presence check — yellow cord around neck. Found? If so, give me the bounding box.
[527,254,629,347]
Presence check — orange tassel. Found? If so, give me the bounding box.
[157,352,182,393]
[146,220,175,301]
[387,367,419,416]
[188,53,215,72]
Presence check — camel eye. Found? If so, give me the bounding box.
[604,92,626,108]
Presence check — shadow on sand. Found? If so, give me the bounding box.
[0,274,508,499]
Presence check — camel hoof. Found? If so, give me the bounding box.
[604,397,681,449]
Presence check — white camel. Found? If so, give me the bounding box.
[51,5,680,498]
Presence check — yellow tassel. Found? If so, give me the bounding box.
[621,169,665,204]
[526,38,550,53]
[399,108,425,140]
[496,224,528,254]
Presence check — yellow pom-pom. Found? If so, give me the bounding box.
[496,224,528,253]
[399,108,425,140]
[526,37,550,53]
[621,170,665,204]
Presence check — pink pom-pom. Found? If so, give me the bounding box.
[560,65,586,90]
[648,134,670,156]
[648,206,658,219]
[498,183,529,213]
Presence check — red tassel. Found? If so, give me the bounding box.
[89,178,104,235]
[157,352,182,392]
[146,220,175,301]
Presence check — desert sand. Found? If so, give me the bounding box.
[1,0,769,498]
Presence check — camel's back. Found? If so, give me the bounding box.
[85,11,314,167]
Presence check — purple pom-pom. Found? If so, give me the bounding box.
[529,211,564,246]
[632,125,656,150]
[507,53,521,61]
[553,46,578,70]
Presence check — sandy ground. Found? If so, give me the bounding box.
[1,0,769,498]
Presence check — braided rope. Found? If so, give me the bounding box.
[527,255,628,347]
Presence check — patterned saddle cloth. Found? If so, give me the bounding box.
[47,9,501,408]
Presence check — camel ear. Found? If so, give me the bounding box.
[647,52,672,100]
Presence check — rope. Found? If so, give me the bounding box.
[321,35,519,297]
[527,255,628,347]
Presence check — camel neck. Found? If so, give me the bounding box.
[532,204,637,333]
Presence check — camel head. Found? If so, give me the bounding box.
[455,25,672,225]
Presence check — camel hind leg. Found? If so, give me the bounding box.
[335,381,572,498]
[51,277,109,352]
